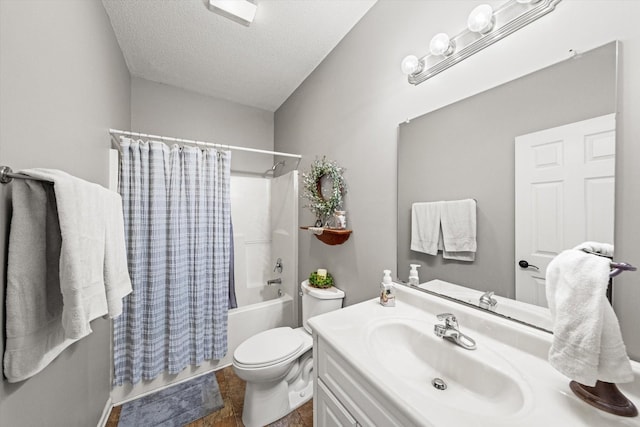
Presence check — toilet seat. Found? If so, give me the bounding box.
[233,327,305,368]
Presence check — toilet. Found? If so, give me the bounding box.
[232,280,345,427]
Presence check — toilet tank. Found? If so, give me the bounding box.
[301,280,345,333]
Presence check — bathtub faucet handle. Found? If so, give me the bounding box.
[274,258,283,273]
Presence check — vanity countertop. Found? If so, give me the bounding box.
[309,284,640,427]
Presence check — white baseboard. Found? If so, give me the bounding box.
[97,397,113,427]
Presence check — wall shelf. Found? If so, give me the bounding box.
[301,226,352,246]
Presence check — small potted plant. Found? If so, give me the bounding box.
[308,270,334,289]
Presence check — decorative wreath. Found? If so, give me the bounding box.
[302,157,346,223]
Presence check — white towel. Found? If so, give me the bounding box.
[23,169,132,337]
[440,199,476,261]
[103,190,133,318]
[411,202,441,255]
[545,243,633,386]
[3,170,132,382]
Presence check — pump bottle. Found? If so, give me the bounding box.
[408,264,421,286]
[380,269,395,307]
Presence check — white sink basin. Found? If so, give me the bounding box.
[366,317,527,416]
[309,283,640,426]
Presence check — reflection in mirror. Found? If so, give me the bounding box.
[514,113,615,307]
[397,41,618,332]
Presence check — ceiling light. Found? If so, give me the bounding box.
[208,0,257,26]
[467,4,495,34]
[429,33,455,56]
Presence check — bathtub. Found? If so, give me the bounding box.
[110,292,296,405]
[225,292,296,366]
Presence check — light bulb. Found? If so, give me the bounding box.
[467,4,494,34]
[429,33,455,56]
[401,55,423,75]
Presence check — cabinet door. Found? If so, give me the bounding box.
[317,380,358,427]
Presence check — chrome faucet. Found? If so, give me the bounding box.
[434,313,477,350]
[266,278,282,285]
[479,291,497,311]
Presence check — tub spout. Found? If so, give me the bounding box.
[267,278,282,285]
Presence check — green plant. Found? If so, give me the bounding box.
[308,272,334,288]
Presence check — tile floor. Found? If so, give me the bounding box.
[106,366,313,427]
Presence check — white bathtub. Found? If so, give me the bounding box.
[225,293,296,365]
[110,293,296,405]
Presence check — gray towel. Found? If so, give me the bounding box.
[3,181,76,382]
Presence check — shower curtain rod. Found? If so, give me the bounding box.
[109,129,302,159]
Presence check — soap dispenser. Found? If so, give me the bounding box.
[380,269,395,307]
[408,264,421,286]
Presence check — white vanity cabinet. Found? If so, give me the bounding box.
[316,379,358,426]
[313,333,417,427]
[309,286,640,427]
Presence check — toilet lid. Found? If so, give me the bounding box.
[234,327,303,367]
[301,280,345,300]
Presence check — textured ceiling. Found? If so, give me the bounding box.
[102,0,377,112]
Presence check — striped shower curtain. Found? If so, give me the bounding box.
[113,138,231,386]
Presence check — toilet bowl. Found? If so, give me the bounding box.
[232,280,345,427]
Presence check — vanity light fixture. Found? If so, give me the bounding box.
[208,0,257,26]
[401,0,562,85]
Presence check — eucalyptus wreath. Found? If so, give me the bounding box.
[302,157,346,224]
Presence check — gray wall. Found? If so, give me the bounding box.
[274,0,640,359]
[397,43,616,298]
[131,77,275,174]
[0,1,130,426]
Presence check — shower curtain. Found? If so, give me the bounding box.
[113,138,231,386]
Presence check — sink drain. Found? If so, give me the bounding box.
[432,378,447,390]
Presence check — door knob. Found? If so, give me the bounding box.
[518,260,539,270]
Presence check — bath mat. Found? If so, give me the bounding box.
[118,373,224,427]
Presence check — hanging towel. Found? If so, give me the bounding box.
[3,170,132,382]
[440,199,477,262]
[4,181,72,382]
[103,188,134,318]
[4,169,131,382]
[545,242,633,386]
[22,168,132,338]
[411,202,441,255]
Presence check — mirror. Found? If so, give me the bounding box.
[397,41,618,332]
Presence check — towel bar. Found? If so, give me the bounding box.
[610,262,637,278]
[0,166,53,184]
[580,247,637,278]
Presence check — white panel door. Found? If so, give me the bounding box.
[515,113,616,306]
